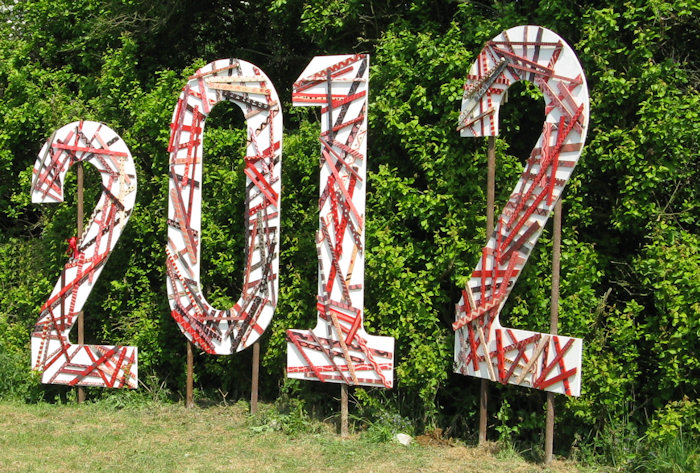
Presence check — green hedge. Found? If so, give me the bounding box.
[0,0,697,459]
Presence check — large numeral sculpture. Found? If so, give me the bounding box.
[286,55,394,388]
[166,59,282,354]
[27,31,589,394]
[31,121,138,388]
[453,26,589,396]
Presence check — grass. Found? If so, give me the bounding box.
[631,432,700,473]
[0,401,601,473]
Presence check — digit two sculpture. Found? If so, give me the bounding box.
[453,26,590,396]
[31,121,138,388]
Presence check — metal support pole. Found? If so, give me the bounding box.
[486,136,496,261]
[479,135,496,445]
[545,198,562,464]
[186,340,194,408]
[250,341,260,414]
[340,384,349,438]
[545,392,555,463]
[77,163,85,404]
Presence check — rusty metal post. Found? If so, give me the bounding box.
[341,384,349,438]
[186,340,194,408]
[77,163,85,404]
[479,135,496,445]
[251,341,260,414]
[545,198,563,464]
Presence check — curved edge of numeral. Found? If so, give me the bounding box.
[285,54,395,389]
[30,120,138,389]
[166,58,282,355]
[453,26,589,396]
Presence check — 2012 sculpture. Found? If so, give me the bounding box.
[453,26,589,396]
[29,27,588,396]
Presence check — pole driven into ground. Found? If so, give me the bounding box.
[77,163,85,404]
[545,199,563,464]
[479,135,496,444]
[341,384,349,437]
[186,341,194,408]
[251,341,260,414]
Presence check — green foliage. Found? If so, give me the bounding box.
[0,1,698,469]
[0,238,52,402]
[495,399,520,444]
[95,371,174,409]
[646,397,700,443]
[247,395,324,436]
[361,410,414,443]
[632,433,700,473]
[0,348,44,403]
[352,387,414,441]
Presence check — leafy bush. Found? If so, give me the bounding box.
[247,395,325,436]
[0,1,698,469]
[0,346,44,403]
[646,398,700,444]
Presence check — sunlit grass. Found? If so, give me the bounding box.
[0,401,594,473]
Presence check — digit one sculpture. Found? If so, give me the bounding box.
[286,55,395,388]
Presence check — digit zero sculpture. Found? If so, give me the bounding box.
[166,59,282,354]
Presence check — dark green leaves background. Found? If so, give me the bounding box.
[0,0,697,454]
